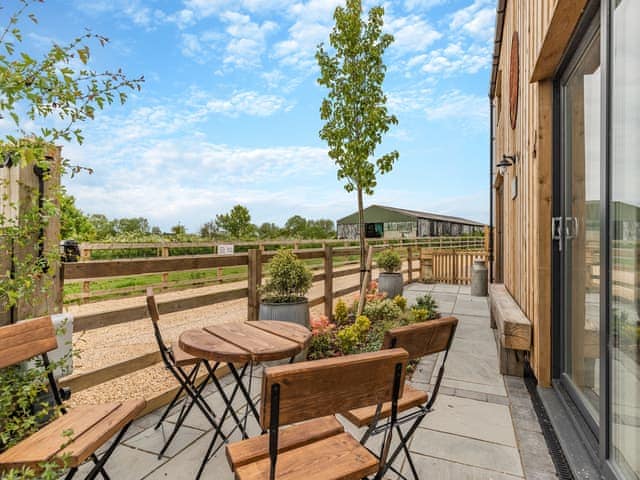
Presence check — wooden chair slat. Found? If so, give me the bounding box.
[382,316,458,360]
[260,348,408,430]
[171,341,198,367]
[343,385,428,428]
[0,316,58,369]
[59,399,145,466]
[145,288,160,323]
[226,416,344,470]
[0,404,119,468]
[234,432,379,480]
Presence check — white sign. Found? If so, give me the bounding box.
[218,244,235,255]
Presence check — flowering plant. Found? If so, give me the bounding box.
[310,314,335,335]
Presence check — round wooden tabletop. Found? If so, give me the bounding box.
[179,320,312,363]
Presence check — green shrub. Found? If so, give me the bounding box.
[409,308,431,323]
[261,249,312,303]
[363,299,402,323]
[415,294,437,311]
[393,295,407,312]
[376,249,402,273]
[307,331,336,360]
[334,299,349,325]
[336,315,371,354]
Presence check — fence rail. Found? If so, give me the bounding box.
[420,249,489,285]
[64,236,486,305]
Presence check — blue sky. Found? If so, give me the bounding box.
[4,0,495,232]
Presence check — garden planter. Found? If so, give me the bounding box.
[378,272,403,299]
[259,299,310,328]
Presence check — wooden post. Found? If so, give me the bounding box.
[247,249,262,321]
[82,280,91,303]
[484,225,491,253]
[161,246,169,286]
[356,245,374,316]
[81,247,91,261]
[407,246,413,283]
[324,244,333,319]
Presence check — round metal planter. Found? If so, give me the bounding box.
[258,298,310,328]
[378,272,404,299]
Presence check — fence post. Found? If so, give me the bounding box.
[324,244,333,319]
[161,246,169,287]
[407,246,413,283]
[357,245,374,316]
[81,247,91,261]
[248,249,262,321]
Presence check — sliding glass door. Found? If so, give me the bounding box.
[558,19,602,428]
[610,0,640,476]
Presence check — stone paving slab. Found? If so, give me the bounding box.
[76,283,558,480]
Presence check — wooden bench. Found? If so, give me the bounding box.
[489,283,532,376]
[226,349,409,480]
[0,316,146,479]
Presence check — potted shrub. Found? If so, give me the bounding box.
[376,249,403,298]
[259,249,313,327]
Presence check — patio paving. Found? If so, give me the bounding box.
[79,283,558,480]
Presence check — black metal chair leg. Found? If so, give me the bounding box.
[396,425,419,480]
[83,423,131,480]
[90,453,111,480]
[379,413,427,478]
[155,362,200,430]
[64,467,78,480]
[228,363,261,424]
[205,362,250,438]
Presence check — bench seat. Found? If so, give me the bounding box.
[0,399,145,472]
[489,283,532,375]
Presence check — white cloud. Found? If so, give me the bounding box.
[404,0,446,10]
[424,90,487,123]
[180,33,203,58]
[411,42,491,75]
[386,14,442,54]
[220,11,278,68]
[449,0,495,40]
[205,91,293,117]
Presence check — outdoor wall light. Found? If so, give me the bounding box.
[496,154,517,175]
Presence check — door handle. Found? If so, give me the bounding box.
[552,217,563,252]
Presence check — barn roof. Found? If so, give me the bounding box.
[336,204,485,226]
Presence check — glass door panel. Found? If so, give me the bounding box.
[610,0,640,476]
[561,28,601,424]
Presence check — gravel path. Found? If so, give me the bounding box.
[66,263,384,405]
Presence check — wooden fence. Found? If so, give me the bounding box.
[420,249,489,285]
[58,238,487,415]
[65,236,486,304]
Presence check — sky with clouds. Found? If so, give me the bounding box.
[4,0,495,232]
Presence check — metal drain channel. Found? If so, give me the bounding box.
[523,362,574,480]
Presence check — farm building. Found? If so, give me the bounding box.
[336,205,484,239]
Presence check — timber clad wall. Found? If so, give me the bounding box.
[492,1,558,385]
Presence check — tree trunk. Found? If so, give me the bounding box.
[357,186,366,285]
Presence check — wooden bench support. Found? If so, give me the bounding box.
[489,284,532,376]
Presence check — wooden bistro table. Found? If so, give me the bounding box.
[179,320,311,479]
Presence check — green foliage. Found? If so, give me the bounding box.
[261,249,312,303]
[334,298,349,325]
[376,249,402,273]
[87,214,116,239]
[415,294,438,312]
[257,222,282,239]
[363,298,402,323]
[215,205,256,239]
[60,191,95,241]
[0,0,141,313]
[199,220,219,239]
[392,295,407,312]
[411,294,438,321]
[336,315,371,354]
[284,215,335,239]
[316,0,398,278]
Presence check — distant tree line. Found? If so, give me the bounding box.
[61,194,335,242]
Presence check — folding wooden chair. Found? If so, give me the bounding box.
[343,316,458,480]
[0,316,146,480]
[146,288,220,458]
[225,348,410,480]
